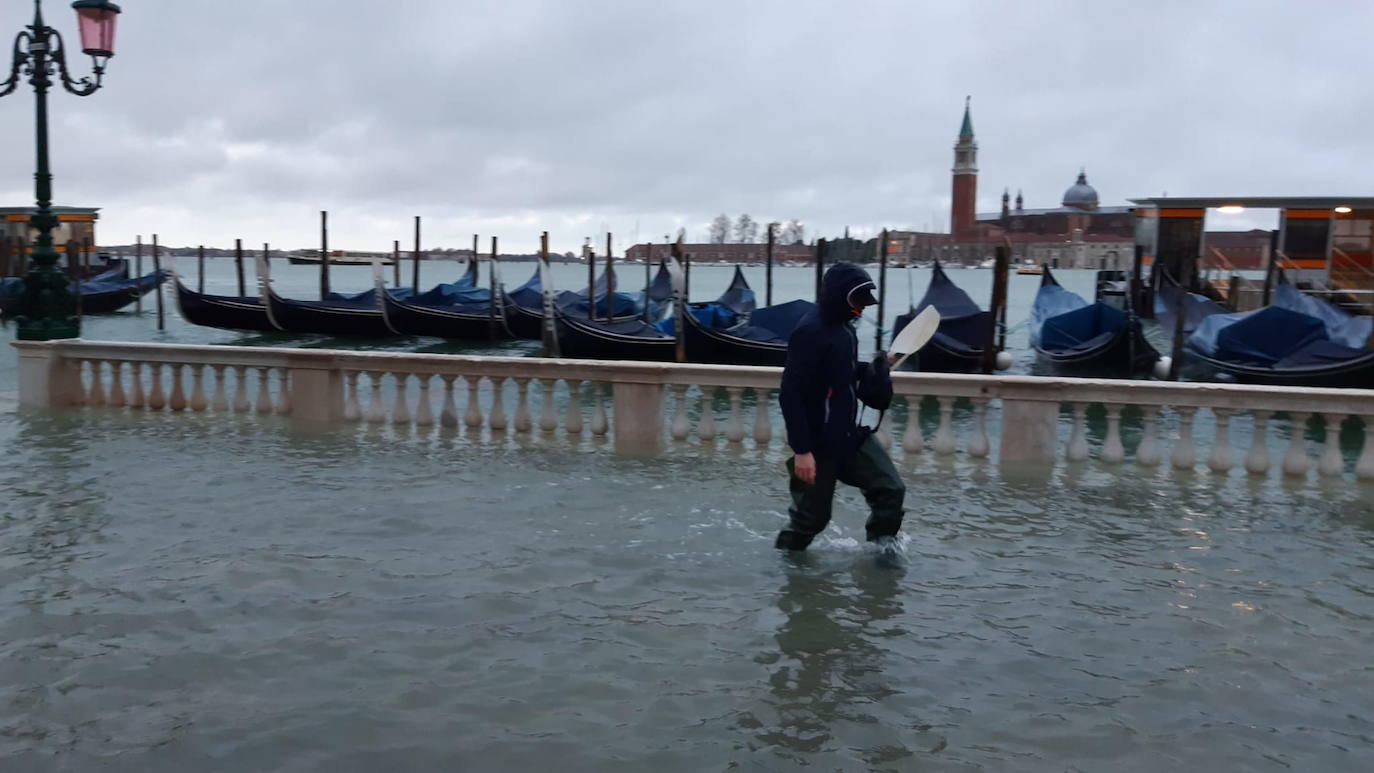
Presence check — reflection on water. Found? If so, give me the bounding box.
[761,555,910,765]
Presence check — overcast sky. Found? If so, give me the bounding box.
[0,0,1368,253]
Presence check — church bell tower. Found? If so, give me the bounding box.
[950,96,978,238]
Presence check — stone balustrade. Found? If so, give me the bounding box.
[12,339,1374,485]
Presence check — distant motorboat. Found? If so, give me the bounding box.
[289,251,396,266]
[1016,263,1044,275]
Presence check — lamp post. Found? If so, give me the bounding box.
[1,0,121,341]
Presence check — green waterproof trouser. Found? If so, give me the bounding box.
[776,432,906,550]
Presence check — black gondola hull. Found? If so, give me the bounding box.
[78,280,165,314]
[682,312,788,366]
[1033,320,1159,376]
[266,290,394,337]
[1186,350,1374,389]
[554,312,676,361]
[901,338,985,374]
[381,292,514,340]
[175,280,277,331]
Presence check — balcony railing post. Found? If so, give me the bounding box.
[288,359,344,424]
[15,341,82,408]
[612,380,664,456]
[999,398,1058,469]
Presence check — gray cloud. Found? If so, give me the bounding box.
[0,0,1368,252]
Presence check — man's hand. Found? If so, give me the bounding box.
[793,452,817,485]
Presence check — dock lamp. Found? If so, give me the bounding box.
[1,0,121,341]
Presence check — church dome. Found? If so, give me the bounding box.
[1062,169,1099,210]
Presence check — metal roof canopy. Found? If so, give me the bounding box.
[1128,196,1374,209]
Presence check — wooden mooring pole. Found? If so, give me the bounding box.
[319,210,330,300]
[152,234,165,331]
[235,238,246,297]
[135,235,143,313]
[605,232,615,322]
[876,228,889,352]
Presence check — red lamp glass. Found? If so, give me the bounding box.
[71,0,121,59]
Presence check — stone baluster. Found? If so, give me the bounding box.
[86,360,106,406]
[671,384,690,441]
[565,379,584,435]
[752,388,773,446]
[1136,406,1161,466]
[590,382,608,437]
[513,378,532,433]
[1101,404,1125,464]
[697,386,718,442]
[932,397,956,456]
[129,362,146,409]
[232,365,250,413]
[539,379,558,432]
[1282,413,1310,477]
[1318,414,1344,477]
[439,375,459,428]
[108,361,126,407]
[463,375,483,429]
[254,368,273,414]
[147,363,166,411]
[1171,407,1197,470]
[414,375,434,427]
[343,371,361,421]
[902,396,924,455]
[1357,417,1374,481]
[210,365,228,413]
[168,364,187,412]
[366,371,387,423]
[488,377,508,431]
[725,387,745,444]
[1066,403,1089,462]
[1245,411,1271,474]
[189,365,208,412]
[391,372,411,425]
[968,399,990,459]
[1207,408,1233,473]
[275,369,290,415]
[874,413,893,450]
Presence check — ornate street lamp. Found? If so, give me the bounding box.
[1,0,121,340]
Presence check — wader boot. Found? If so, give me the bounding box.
[775,433,906,551]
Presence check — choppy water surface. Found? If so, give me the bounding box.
[1,406,1373,772]
[2,263,1374,770]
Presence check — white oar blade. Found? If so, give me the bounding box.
[889,306,940,357]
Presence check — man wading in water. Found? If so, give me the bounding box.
[776,262,906,564]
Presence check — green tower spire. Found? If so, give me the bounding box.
[959,95,974,138]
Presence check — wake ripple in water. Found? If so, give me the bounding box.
[0,411,1371,771]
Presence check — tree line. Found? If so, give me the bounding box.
[707,215,805,245]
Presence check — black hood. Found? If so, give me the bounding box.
[818,262,876,323]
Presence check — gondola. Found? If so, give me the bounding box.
[1030,265,1159,375]
[173,277,277,332]
[560,265,758,363]
[0,268,166,316]
[506,264,657,340]
[892,261,993,373]
[1183,280,1374,388]
[379,280,514,340]
[553,308,676,361]
[681,298,814,366]
[76,270,170,314]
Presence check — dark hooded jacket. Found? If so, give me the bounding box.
[779,263,893,461]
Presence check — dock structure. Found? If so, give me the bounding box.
[13,339,1374,485]
[1131,197,1374,315]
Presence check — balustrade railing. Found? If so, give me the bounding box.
[12,340,1374,486]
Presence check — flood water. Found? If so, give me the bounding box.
[1,262,1373,771]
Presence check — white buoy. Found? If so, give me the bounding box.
[994,351,1013,371]
[1153,357,1172,380]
